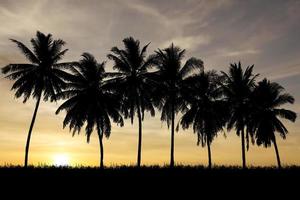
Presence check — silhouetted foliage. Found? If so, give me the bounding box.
[107,37,157,167]
[248,79,297,168]
[179,70,229,168]
[56,53,124,168]
[221,62,258,168]
[1,31,74,167]
[154,44,203,167]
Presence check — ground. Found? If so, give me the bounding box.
[1,165,299,197]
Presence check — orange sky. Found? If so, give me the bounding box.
[0,0,300,166]
[1,82,299,167]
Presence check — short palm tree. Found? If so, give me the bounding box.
[56,53,124,168]
[248,79,296,168]
[155,44,203,167]
[2,31,74,167]
[107,37,157,167]
[221,62,258,168]
[179,71,228,168]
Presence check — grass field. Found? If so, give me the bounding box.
[1,165,299,196]
[1,165,299,182]
[1,165,299,177]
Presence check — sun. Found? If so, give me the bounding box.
[53,154,70,166]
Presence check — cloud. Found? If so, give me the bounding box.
[162,35,211,50]
[219,49,260,57]
[121,0,168,23]
[268,64,300,80]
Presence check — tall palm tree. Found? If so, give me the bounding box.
[1,31,74,167]
[56,53,124,168]
[107,37,157,167]
[155,44,204,167]
[248,79,296,168]
[179,71,228,168]
[221,62,258,169]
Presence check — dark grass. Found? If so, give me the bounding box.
[1,165,299,196]
[1,165,300,181]
[1,165,299,177]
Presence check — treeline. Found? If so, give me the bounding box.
[2,31,297,168]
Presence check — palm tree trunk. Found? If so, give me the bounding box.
[24,91,42,167]
[97,123,104,169]
[207,139,212,169]
[241,129,246,169]
[273,137,281,169]
[137,103,142,167]
[170,102,175,167]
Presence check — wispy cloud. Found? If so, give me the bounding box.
[162,35,211,50]
[267,63,300,80]
[220,49,260,57]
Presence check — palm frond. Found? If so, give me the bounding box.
[10,39,39,64]
[180,57,204,78]
[274,109,297,122]
[2,63,35,75]
[274,93,295,107]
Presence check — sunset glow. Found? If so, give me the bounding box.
[53,154,70,166]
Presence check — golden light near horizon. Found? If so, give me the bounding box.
[52,154,70,166]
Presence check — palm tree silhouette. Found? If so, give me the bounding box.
[221,62,258,169]
[248,79,296,168]
[1,31,74,167]
[154,44,203,167]
[179,70,228,168]
[107,37,157,167]
[56,53,124,168]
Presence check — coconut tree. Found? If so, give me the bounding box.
[56,53,124,168]
[154,44,203,167]
[1,31,74,167]
[248,79,296,168]
[107,37,157,167]
[221,62,258,168]
[178,71,228,168]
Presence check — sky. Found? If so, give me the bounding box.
[0,0,299,167]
